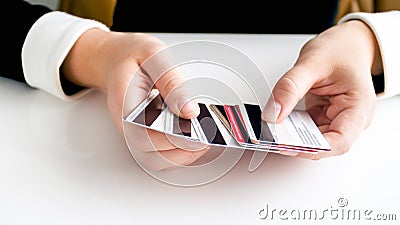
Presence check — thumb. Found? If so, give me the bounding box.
[139,47,200,119]
[262,65,323,123]
[154,68,200,119]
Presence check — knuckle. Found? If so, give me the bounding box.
[182,150,204,165]
[142,44,164,60]
[162,77,183,94]
[131,33,166,61]
[275,76,300,98]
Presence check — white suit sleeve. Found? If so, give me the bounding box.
[22,11,110,101]
[338,11,400,99]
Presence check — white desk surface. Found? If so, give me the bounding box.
[1,33,400,225]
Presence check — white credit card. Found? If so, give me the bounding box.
[269,110,331,150]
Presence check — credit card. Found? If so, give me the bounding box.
[162,107,197,140]
[209,104,233,136]
[210,104,262,147]
[209,102,330,153]
[224,104,249,144]
[244,103,274,143]
[125,89,331,153]
[194,103,226,145]
[242,103,330,152]
[132,94,165,126]
[172,114,192,137]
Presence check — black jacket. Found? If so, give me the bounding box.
[2,0,339,85]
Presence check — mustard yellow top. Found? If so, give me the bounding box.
[335,0,400,23]
[58,0,117,27]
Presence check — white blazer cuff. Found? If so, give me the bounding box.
[338,11,400,99]
[22,11,110,101]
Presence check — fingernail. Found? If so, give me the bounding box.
[178,97,200,118]
[262,99,281,123]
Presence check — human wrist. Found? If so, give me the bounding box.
[342,20,382,75]
[61,27,111,91]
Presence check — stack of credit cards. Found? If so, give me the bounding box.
[125,89,331,154]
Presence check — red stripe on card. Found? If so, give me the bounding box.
[224,105,245,142]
